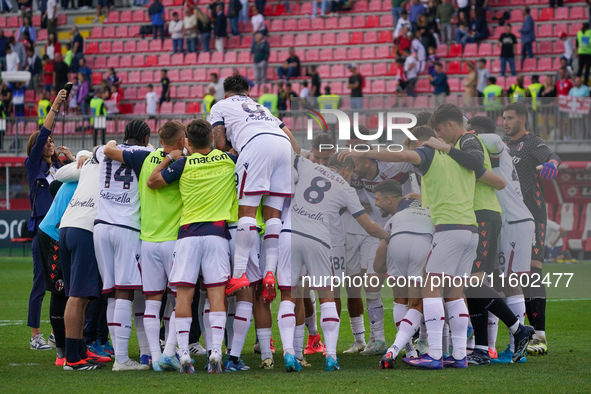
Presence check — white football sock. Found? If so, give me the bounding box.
[423,297,445,360]
[163,310,177,357]
[143,300,162,362]
[320,302,340,360]
[487,312,499,350]
[445,298,470,360]
[392,308,422,356]
[366,292,385,342]
[263,218,282,274]
[175,317,191,355]
[209,311,226,355]
[506,295,525,352]
[114,299,133,364]
[277,300,296,356]
[349,315,366,344]
[442,322,450,356]
[133,292,150,356]
[305,292,318,336]
[257,327,273,360]
[203,298,212,352]
[233,217,258,277]
[106,297,116,352]
[294,324,305,359]
[226,296,236,352]
[162,294,175,340]
[418,318,428,342]
[393,302,408,331]
[229,301,253,358]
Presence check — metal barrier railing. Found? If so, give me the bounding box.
[2,100,590,156]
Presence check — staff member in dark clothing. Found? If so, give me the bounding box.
[25,89,74,350]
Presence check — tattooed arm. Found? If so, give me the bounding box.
[213,124,229,151]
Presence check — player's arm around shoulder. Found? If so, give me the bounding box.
[373,240,388,274]
[281,125,301,154]
[55,149,92,183]
[478,169,506,190]
[103,140,125,163]
[147,150,184,189]
[212,124,229,151]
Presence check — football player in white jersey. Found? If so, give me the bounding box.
[93,120,153,371]
[210,75,294,300]
[371,179,435,369]
[277,153,390,372]
[342,129,421,356]
[468,116,535,363]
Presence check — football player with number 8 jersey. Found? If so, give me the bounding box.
[93,120,153,371]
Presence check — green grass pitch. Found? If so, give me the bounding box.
[1,257,591,392]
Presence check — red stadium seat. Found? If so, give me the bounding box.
[91,26,103,38]
[133,55,145,67]
[362,46,376,59]
[319,48,333,61]
[120,10,132,23]
[308,33,322,46]
[194,68,207,81]
[376,46,391,58]
[389,63,400,75]
[365,15,379,28]
[187,102,200,114]
[447,61,461,74]
[339,15,352,29]
[368,0,382,12]
[554,23,568,37]
[521,58,536,72]
[538,41,553,55]
[145,55,158,67]
[86,42,98,55]
[116,25,128,38]
[98,42,112,54]
[107,56,119,68]
[92,72,103,85]
[173,102,186,114]
[348,46,361,59]
[295,33,308,46]
[198,51,211,64]
[158,54,171,67]
[307,48,319,62]
[311,18,324,30]
[142,70,155,83]
[325,17,338,29]
[124,40,137,53]
[332,64,346,78]
[463,43,478,57]
[569,6,585,20]
[416,79,431,93]
[448,77,461,92]
[211,51,224,64]
[539,8,554,21]
[374,63,387,75]
[103,26,115,38]
[137,39,150,53]
[128,70,141,84]
[448,43,462,57]
[160,102,173,114]
[285,18,297,31]
[270,19,283,31]
[112,41,123,53]
[298,18,311,30]
[365,31,378,43]
[372,79,386,94]
[478,42,493,56]
[436,44,448,57]
[336,32,349,45]
[237,51,251,63]
[150,40,163,52]
[133,10,147,23]
[323,32,336,45]
[510,9,523,22]
[180,68,193,82]
[379,30,393,43]
[350,32,364,44]
[381,14,394,27]
[183,52,197,65]
[94,56,107,69]
[538,24,553,38]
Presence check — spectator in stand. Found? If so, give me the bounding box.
[540,75,556,99]
[476,58,490,97]
[42,55,54,92]
[576,23,591,85]
[239,0,249,27]
[556,67,574,97]
[392,57,406,98]
[105,68,120,90]
[78,58,92,82]
[559,32,574,68]
[228,0,242,36]
[393,25,411,57]
[277,47,301,81]
[70,26,84,74]
[410,32,426,72]
[18,0,33,23]
[427,46,439,76]
[519,6,535,68]
[507,74,527,102]
[550,0,563,10]
[436,0,454,44]
[416,14,429,32]
[8,82,27,117]
[53,53,69,91]
[146,83,159,117]
[391,0,409,29]
[27,47,42,91]
[409,0,426,31]
[93,0,110,24]
[68,75,80,113]
[9,36,26,70]
[1,82,11,116]
[160,68,170,105]
[429,61,448,106]
[464,60,477,105]
[308,64,321,98]
[206,72,225,102]
[5,44,20,72]
[105,85,122,114]
[149,0,166,42]
[456,0,470,24]
[251,7,267,39]
[63,43,73,67]
[499,23,517,77]
[255,0,266,14]
[196,7,212,53]
[169,11,184,54]
[0,29,7,71]
[329,0,345,14]
[569,76,590,97]
[231,66,254,87]
[44,33,61,61]
[460,9,489,47]
[18,16,36,43]
[454,23,468,44]
[184,8,198,53]
[258,84,278,117]
[300,80,310,101]
[213,3,226,52]
[403,48,418,96]
[347,63,363,110]
[394,10,411,38]
[203,86,216,120]
[555,56,574,81]
[252,32,269,86]
[419,27,437,52]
